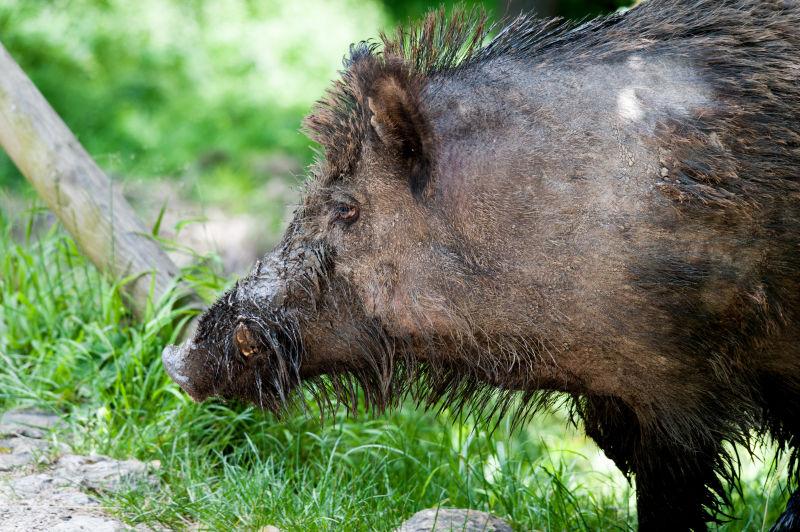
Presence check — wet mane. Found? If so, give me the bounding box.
[295,2,658,183]
[301,7,605,184]
[302,8,487,182]
[303,0,800,211]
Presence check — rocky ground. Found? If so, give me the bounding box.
[1,179,515,531]
[0,409,514,531]
[396,509,513,532]
[0,409,155,532]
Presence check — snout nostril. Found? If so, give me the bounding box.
[234,322,258,357]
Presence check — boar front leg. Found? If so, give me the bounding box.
[760,375,800,531]
[581,396,723,531]
[771,490,800,532]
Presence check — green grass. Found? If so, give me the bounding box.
[0,209,792,531]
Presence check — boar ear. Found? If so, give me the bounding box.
[367,74,432,197]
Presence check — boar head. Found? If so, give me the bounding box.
[164,29,496,415]
[163,14,578,419]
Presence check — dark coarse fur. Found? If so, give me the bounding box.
[164,1,800,530]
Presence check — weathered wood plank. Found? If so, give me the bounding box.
[0,40,191,317]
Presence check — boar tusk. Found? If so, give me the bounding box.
[234,322,257,357]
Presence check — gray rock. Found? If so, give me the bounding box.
[0,408,61,438]
[53,453,151,491]
[0,412,158,531]
[8,473,68,496]
[0,450,34,471]
[0,435,50,471]
[396,509,513,532]
[51,489,97,507]
[0,424,46,439]
[50,515,127,532]
[0,408,62,472]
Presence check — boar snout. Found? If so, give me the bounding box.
[162,342,212,402]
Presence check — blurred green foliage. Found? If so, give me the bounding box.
[0,0,386,194]
[554,0,634,19]
[0,0,632,201]
[380,0,495,21]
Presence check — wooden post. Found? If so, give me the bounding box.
[0,40,194,318]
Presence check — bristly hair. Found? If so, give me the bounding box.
[302,8,493,184]
[301,5,623,185]
[304,0,800,210]
[289,2,800,521]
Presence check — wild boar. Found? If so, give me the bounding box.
[162,0,800,529]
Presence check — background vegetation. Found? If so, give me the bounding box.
[0,0,630,207]
[0,0,791,529]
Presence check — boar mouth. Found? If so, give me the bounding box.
[162,314,305,411]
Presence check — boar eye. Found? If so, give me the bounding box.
[333,202,360,225]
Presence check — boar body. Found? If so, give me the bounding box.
[164,1,800,529]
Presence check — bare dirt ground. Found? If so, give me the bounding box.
[0,409,155,532]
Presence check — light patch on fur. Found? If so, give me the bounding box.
[627,54,644,71]
[617,87,644,122]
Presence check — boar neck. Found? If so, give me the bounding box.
[419,53,728,401]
